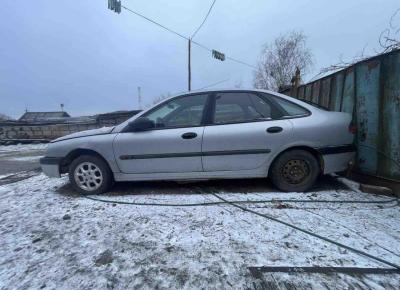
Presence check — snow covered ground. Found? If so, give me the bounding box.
[2,155,42,162]
[0,143,47,156]
[0,172,399,289]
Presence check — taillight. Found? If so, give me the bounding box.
[348,123,357,134]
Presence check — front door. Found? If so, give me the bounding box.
[202,91,293,171]
[114,93,209,174]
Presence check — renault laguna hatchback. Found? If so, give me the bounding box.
[40,89,355,194]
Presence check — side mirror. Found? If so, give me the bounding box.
[129,117,155,132]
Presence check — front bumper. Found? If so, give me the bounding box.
[40,157,63,178]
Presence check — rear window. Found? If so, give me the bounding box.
[268,95,310,117]
[298,99,329,111]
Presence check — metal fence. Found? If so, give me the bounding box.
[281,49,400,181]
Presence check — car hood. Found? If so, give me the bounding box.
[51,126,115,143]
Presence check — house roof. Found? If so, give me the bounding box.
[18,111,71,122]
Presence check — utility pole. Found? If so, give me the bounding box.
[188,39,191,91]
[108,1,236,91]
[137,86,142,109]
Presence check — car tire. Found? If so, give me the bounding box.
[68,155,113,195]
[270,150,320,192]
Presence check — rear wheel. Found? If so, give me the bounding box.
[270,150,320,192]
[69,155,113,195]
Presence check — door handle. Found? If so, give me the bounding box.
[181,132,197,139]
[266,126,283,133]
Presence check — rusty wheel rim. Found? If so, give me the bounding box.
[281,159,310,184]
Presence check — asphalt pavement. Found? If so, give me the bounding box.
[0,149,44,175]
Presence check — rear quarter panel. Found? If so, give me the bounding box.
[287,110,353,148]
[264,110,354,175]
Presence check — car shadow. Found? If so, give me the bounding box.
[55,174,351,198]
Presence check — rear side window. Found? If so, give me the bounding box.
[268,95,310,117]
[213,92,273,124]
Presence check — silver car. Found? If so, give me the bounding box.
[40,89,355,194]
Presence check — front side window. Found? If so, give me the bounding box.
[143,94,208,128]
[213,92,273,124]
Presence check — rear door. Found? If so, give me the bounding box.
[201,91,293,172]
[113,93,209,174]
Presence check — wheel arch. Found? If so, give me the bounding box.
[268,145,324,176]
[60,148,113,175]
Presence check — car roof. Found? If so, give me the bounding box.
[177,88,276,95]
[169,88,321,111]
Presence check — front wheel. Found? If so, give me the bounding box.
[69,155,113,195]
[269,150,320,192]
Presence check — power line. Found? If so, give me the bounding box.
[121,5,187,40]
[226,55,258,70]
[190,39,211,51]
[190,40,258,69]
[191,0,216,39]
[198,78,230,90]
[120,3,256,70]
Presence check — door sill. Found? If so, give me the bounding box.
[114,170,266,182]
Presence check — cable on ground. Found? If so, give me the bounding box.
[209,191,400,270]
[81,194,399,207]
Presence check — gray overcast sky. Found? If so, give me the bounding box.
[1,0,398,118]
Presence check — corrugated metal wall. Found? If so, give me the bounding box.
[283,49,400,181]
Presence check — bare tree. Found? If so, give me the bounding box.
[253,31,313,91]
[312,8,400,80]
[379,7,400,52]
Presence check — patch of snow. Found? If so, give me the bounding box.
[335,175,361,192]
[0,143,47,155]
[0,174,399,289]
[0,173,13,180]
[3,156,42,162]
